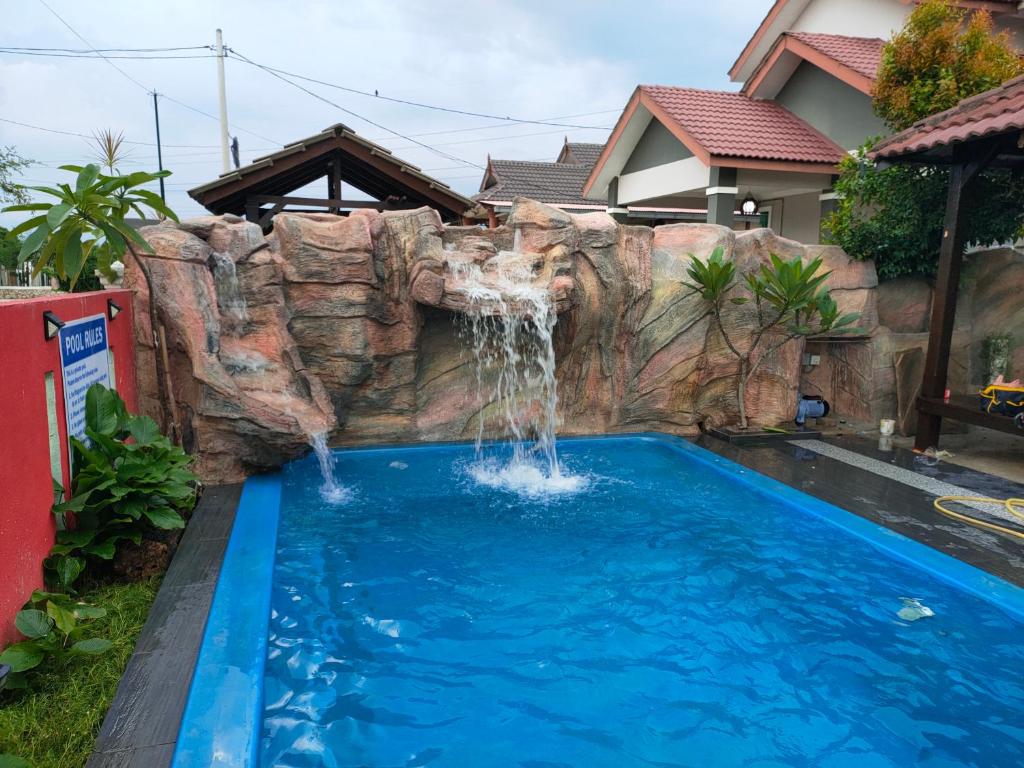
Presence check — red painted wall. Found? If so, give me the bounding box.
[0,290,137,647]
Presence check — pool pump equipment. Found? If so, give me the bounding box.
[795,394,829,427]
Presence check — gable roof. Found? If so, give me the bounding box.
[476,158,599,208]
[790,32,884,80]
[872,73,1024,161]
[557,141,604,166]
[639,85,845,164]
[730,0,1019,84]
[188,123,475,221]
[743,31,884,98]
[584,85,845,197]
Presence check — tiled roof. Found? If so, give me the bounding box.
[561,142,604,166]
[873,74,1024,159]
[640,85,846,164]
[788,32,884,80]
[476,159,598,207]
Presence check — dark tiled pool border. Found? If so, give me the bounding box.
[89,433,1024,768]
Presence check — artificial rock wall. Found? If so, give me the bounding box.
[128,198,876,483]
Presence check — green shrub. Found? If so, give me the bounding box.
[46,384,197,591]
[0,592,111,690]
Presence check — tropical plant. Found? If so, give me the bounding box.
[825,0,1024,279]
[0,592,111,691]
[1,163,174,288]
[92,128,131,174]
[0,146,31,206]
[0,227,20,272]
[684,248,860,429]
[2,161,180,435]
[46,384,196,591]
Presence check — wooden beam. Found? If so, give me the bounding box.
[327,155,342,214]
[249,194,417,210]
[918,396,1024,437]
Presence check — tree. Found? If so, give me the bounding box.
[825,0,1024,280]
[0,146,31,205]
[2,163,180,440]
[0,226,21,273]
[684,248,859,429]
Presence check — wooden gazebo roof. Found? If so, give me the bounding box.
[871,75,1024,448]
[188,124,477,226]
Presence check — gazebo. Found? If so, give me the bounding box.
[872,74,1024,449]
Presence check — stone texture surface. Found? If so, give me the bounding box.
[130,200,881,482]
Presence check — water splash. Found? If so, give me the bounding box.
[452,251,585,497]
[210,252,248,323]
[309,432,351,504]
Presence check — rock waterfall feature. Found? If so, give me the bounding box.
[127,199,876,483]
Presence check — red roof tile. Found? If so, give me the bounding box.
[788,32,884,80]
[640,85,846,164]
[872,74,1024,159]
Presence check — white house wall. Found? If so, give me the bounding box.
[617,156,711,205]
[791,0,908,40]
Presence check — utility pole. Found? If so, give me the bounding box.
[152,91,166,202]
[215,28,231,173]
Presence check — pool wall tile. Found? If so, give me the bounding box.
[170,474,282,768]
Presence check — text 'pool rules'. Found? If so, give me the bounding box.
[58,313,112,447]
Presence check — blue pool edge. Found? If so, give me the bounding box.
[170,475,282,768]
[170,432,1024,768]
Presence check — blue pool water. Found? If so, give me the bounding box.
[261,437,1024,767]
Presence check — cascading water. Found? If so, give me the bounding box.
[309,432,351,504]
[453,253,584,496]
[210,252,248,323]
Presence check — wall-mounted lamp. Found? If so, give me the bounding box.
[741,194,760,216]
[107,299,123,321]
[43,310,64,341]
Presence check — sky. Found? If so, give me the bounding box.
[0,0,774,225]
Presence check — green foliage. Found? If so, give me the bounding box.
[827,143,1024,279]
[1,163,175,289]
[874,0,1022,131]
[0,578,160,768]
[826,0,1024,279]
[684,248,859,427]
[0,592,111,691]
[0,146,31,206]
[0,227,21,272]
[46,384,196,591]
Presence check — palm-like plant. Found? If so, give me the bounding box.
[3,163,180,439]
[684,247,860,429]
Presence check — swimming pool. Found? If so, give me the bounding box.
[173,435,1024,768]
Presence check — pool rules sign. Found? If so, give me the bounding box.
[59,314,113,445]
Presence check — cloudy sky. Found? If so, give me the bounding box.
[0,0,773,224]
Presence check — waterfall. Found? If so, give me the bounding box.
[309,432,351,504]
[210,252,248,323]
[453,253,584,496]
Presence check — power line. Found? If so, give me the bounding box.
[0,116,234,149]
[228,50,614,131]
[0,49,216,60]
[228,48,483,170]
[0,45,211,52]
[30,5,280,147]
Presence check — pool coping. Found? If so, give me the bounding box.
[92,432,1024,768]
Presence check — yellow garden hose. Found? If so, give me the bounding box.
[933,496,1024,541]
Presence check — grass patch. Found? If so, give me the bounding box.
[0,577,160,768]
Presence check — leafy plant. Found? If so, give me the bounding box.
[825,0,1024,279]
[0,592,111,691]
[1,163,174,289]
[0,227,21,272]
[46,384,196,591]
[684,247,860,428]
[0,146,31,206]
[92,129,131,174]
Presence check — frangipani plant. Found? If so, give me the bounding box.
[684,247,860,429]
[2,163,175,288]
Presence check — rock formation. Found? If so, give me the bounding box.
[130,198,874,482]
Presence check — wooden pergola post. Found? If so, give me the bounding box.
[914,157,968,449]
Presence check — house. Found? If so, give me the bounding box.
[583,0,1024,243]
[476,137,763,228]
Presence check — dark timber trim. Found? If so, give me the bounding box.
[86,484,242,768]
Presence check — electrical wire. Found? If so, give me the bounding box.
[0,49,216,60]
[0,116,228,149]
[227,50,614,131]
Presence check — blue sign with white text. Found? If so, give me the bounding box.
[59,313,112,445]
